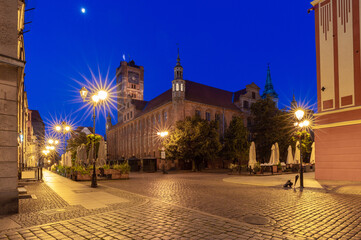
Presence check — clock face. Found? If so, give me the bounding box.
[128,71,139,84]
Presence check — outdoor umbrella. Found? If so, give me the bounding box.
[97,138,106,167]
[286,145,294,164]
[269,144,275,165]
[248,141,257,169]
[294,141,300,164]
[310,142,315,164]
[76,146,81,165]
[274,142,280,165]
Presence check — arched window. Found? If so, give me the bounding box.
[176,83,179,91]
[180,83,184,91]
[173,83,175,91]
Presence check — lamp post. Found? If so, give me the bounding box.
[294,108,310,189]
[79,86,108,188]
[157,131,169,174]
[55,122,71,154]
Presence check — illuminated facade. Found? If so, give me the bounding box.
[312,0,361,181]
[0,0,27,214]
[107,55,262,170]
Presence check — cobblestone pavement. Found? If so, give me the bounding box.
[99,172,361,239]
[1,172,361,239]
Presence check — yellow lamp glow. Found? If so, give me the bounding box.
[48,139,54,144]
[299,122,304,128]
[54,140,59,145]
[64,126,71,132]
[98,90,108,100]
[55,125,61,131]
[92,94,100,103]
[295,109,305,120]
[303,120,310,127]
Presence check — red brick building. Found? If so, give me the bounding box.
[107,55,262,170]
[312,0,361,181]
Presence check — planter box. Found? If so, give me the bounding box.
[76,173,91,181]
[120,173,129,180]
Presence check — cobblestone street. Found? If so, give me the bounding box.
[1,171,361,239]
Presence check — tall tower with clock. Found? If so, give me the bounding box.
[116,60,144,123]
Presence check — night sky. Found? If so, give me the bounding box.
[24,0,316,137]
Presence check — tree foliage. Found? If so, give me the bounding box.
[163,116,221,171]
[250,97,294,163]
[221,116,250,165]
[292,130,313,163]
[66,132,101,161]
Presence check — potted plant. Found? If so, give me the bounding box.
[277,162,282,173]
[73,165,91,181]
[253,162,261,174]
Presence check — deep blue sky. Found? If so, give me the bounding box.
[24,0,316,137]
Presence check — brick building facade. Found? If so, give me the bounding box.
[107,54,262,170]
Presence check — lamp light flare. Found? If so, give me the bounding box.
[98,90,108,100]
[55,125,61,131]
[92,94,100,103]
[54,140,59,145]
[81,8,86,13]
[65,126,71,132]
[48,139,54,144]
[295,109,305,120]
[303,120,310,127]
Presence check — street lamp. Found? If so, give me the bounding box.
[55,121,71,153]
[79,86,108,188]
[157,131,169,174]
[294,108,311,188]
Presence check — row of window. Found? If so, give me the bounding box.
[123,111,168,126]
[195,110,221,122]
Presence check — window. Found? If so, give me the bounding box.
[243,101,249,109]
[172,83,175,91]
[176,83,179,91]
[158,114,161,123]
[164,111,167,121]
[127,103,129,108]
[130,111,133,118]
[124,115,126,121]
[180,83,184,91]
[252,92,256,99]
[127,113,129,120]
[206,112,211,121]
[195,110,201,117]
[215,114,220,121]
[152,116,155,125]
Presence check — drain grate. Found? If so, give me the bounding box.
[243,215,270,225]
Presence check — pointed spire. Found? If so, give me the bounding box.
[262,64,278,99]
[176,48,181,66]
[291,90,297,108]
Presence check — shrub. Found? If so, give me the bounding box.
[103,164,110,170]
[72,165,90,175]
[119,162,131,174]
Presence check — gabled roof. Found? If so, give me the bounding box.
[184,80,240,111]
[142,89,172,114]
[233,89,247,102]
[131,99,148,110]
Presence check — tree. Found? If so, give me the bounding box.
[222,116,250,166]
[163,116,221,171]
[66,132,101,164]
[250,97,294,163]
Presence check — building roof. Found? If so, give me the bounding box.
[30,110,43,122]
[185,80,240,111]
[142,89,172,114]
[74,126,93,134]
[233,89,247,102]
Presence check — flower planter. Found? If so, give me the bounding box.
[120,173,129,180]
[76,173,91,181]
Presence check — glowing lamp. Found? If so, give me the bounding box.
[64,126,71,132]
[98,90,108,100]
[48,139,54,144]
[80,87,88,102]
[303,120,310,127]
[54,140,59,145]
[55,125,61,131]
[92,94,100,103]
[295,109,305,121]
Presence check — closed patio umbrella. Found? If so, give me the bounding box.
[294,141,300,164]
[248,141,257,169]
[274,142,280,165]
[286,145,294,164]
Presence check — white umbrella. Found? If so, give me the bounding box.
[269,144,275,164]
[76,146,81,165]
[286,145,294,164]
[97,138,106,167]
[310,142,315,164]
[274,142,280,165]
[79,145,87,164]
[61,154,64,166]
[248,141,257,169]
[65,151,72,167]
[294,141,300,164]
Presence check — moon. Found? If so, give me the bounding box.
[81,8,86,14]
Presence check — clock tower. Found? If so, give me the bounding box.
[116,60,144,123]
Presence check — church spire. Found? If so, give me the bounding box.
[174,48,183,79]
[261,64,278,99]
[291,90,297,109]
